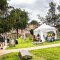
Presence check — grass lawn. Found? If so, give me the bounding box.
[6,37,60,49]
[0,52,19,60]
[6,37,35,49]
[30,46,60,60]
[1,47,60,60]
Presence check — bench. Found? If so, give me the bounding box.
[33,42,42,45]
[18,50,32,60]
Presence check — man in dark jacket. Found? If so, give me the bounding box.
[0,34,4,49]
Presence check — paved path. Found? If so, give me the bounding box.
[0,43,60,56]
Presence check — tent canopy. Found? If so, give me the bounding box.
[34,24,56,32]
[34,24,57,42]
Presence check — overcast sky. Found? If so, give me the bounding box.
[8,0,60,22]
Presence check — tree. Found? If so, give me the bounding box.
[0,0,11,33]
[0,0,9,18]
[37,14,46,24]
[0,17,11,33]
[56,5,60,32]
[29,20,39,35]
[0,0,7,10]
[0,0,29,38]
[10,9,29,38]
[57,5,60,19]
[57,5,60,13]
[30,20,38,25]
[46,2,57,26]
[0,0,14,34]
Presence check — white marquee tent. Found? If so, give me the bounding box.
[34,24,57,42]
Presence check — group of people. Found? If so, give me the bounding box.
[46,32,55,42]
[0,34,5,49]
[33,34,42,42]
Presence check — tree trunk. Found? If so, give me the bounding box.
[16,28,18,38]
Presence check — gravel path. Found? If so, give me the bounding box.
[0,43,60,56]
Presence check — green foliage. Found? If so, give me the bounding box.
[0,0,12,33]
[46,2,57,26]
[49,2,56,14]
[55,25,60,32]
[0,0,7,10]
[9,9,29,38]
[0,0,29,34]
[57,5,60,13]
[30,20,38,25]
[10,9,29,29]
[57,4,60,32]
[0,17,12,33]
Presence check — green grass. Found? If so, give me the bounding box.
[1,47,60,60]
[6,37,36,49]
[30,46,60,60]
[0,52,19,60]
[57,36,60,38]
[6,37,60,49]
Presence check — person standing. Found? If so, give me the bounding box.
[33,35,37,41]
[0,35,2,46]
[2,34,6,46]
[22,30,26,42]
[37,34,41,42]
[0,34,4,49]
[52,32,55,41]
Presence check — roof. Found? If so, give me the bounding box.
[34,23,56,31]
[39,24,55,28]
